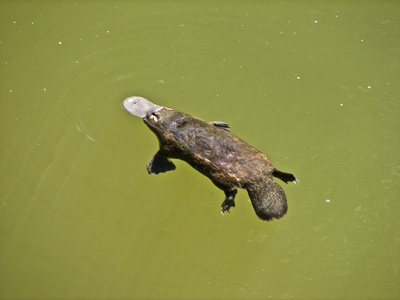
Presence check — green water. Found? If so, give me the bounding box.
[1,1,399,299]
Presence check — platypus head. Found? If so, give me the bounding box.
[123,96,190,147]
[122,96,163,118]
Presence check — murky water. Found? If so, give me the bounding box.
[1,1,399,299]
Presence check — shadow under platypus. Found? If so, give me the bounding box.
[123,96,296,221]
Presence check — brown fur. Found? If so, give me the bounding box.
[143,107,296,221]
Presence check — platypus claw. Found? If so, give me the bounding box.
[220,189,237,215]
[221,199,235,215]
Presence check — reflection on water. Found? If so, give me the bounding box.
[75,120,96,142]
[1,1,399,299]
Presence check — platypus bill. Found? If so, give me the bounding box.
[123,96,297,221]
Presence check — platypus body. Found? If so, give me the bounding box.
[123,96,296,221]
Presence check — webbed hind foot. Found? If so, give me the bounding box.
[221,190,238,215]
[272,168,296,183]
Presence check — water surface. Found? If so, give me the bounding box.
[1,1,399,299]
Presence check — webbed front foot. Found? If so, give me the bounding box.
[221,190,238,215]
[147,152,176,174]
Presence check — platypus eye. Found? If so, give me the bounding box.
[149,112,159,122]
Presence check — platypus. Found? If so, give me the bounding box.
[122,96,296,221]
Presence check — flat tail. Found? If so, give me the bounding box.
[246,179,288,221]
[272,168,296,183]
